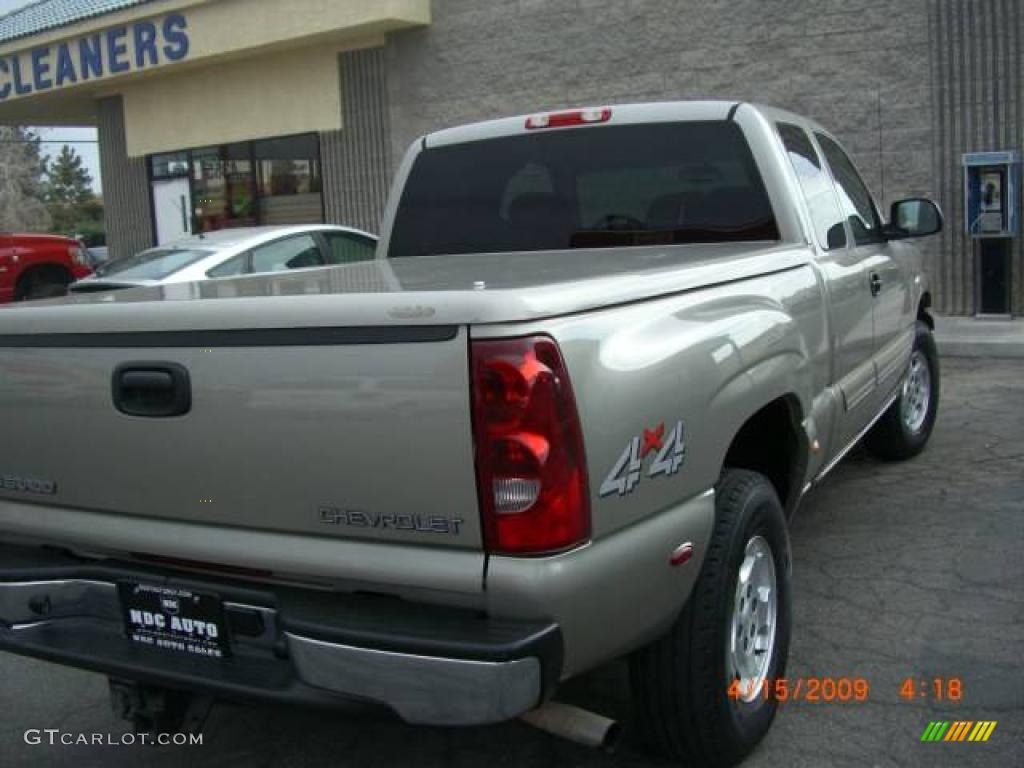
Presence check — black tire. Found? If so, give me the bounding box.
[27,282,69,300]
[865,320,940,461]
[16,270,71,301]
[629,469,792,767]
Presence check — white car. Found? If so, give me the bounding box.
[69,225,377,294]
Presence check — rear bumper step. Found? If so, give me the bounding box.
[0,543,561,725]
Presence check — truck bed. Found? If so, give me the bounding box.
[0,242,807,332]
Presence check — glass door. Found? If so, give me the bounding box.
[152,177,192,244]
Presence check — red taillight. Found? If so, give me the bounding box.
[525,107,612,130]
[471,336,590,555]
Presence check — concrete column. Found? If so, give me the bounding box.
[321,47,393,235]
[96,95,154,261]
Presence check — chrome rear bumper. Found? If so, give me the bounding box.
[287,633,540,724]
[0,555,558,726]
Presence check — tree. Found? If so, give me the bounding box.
[0,126,51,232]
[44,145,99,235]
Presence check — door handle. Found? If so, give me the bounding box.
[112,363,191,418]
[869,272,883,297]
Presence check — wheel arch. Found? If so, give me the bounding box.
[14,262,74,298]
[722,394,808,518]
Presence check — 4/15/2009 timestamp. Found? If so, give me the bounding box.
[727,677,964,703]
[728,677,870,702]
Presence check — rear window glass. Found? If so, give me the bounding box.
[97,248,213,280]
[388,122,778,258]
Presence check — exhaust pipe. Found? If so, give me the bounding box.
[520,701,622,751]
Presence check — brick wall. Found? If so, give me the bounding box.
[382,0,1021,314]
[929,0,1023,315]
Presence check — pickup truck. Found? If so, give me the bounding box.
[0,102,941,766]
[0,232,93,302]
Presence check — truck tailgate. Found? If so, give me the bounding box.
[0,325,483,553]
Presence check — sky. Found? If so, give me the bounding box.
[0,0,104,192]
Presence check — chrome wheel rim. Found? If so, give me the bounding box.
[727,535,777,703]
[901,350,931,434]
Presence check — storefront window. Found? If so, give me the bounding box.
[226,143,258,225]
[255,135,323,226]
[148,134,323,240]
[190,145,259,233]
[151,151,190,179]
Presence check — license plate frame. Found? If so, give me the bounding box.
[119,582,231,659]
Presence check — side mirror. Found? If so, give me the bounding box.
[883,198,943,240]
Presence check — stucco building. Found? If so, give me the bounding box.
[0,0,1020,315]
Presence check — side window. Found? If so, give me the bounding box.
[250,234,324,273]
[815,134,883,246]
[322,232,376,265]
[206,254,248,278]
[777,123,846,250]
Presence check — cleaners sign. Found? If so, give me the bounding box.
[0,13,190,102]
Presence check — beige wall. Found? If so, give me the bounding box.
[0,0,429,124]
[121,42,348,156]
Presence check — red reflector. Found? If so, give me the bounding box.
[525,107,612,130]
[471,336,591,555]
[670,542,694,567]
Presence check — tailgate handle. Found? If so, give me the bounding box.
[113,363,191,418]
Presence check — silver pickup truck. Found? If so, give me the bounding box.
[0,102,941,765]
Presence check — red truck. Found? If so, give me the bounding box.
[0,233,93,302]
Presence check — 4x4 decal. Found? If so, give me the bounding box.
[599,420,686,497]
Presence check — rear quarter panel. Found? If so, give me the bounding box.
[479,255,831,675]
[477,255,829,539]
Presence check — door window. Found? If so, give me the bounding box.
[206,254,248,278]
[777,123,846,249]
[815,134,882,246]
[322,232,377,265]
[249,234,324,274]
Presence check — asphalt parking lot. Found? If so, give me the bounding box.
[2,357,1021,768]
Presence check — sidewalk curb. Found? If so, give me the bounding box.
[933,314,1024,359]
[937,340,1024,359]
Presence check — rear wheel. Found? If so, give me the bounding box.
[865,320,939,461]
[629,469,792,766]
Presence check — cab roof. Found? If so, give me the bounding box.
[424,100,742,148]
